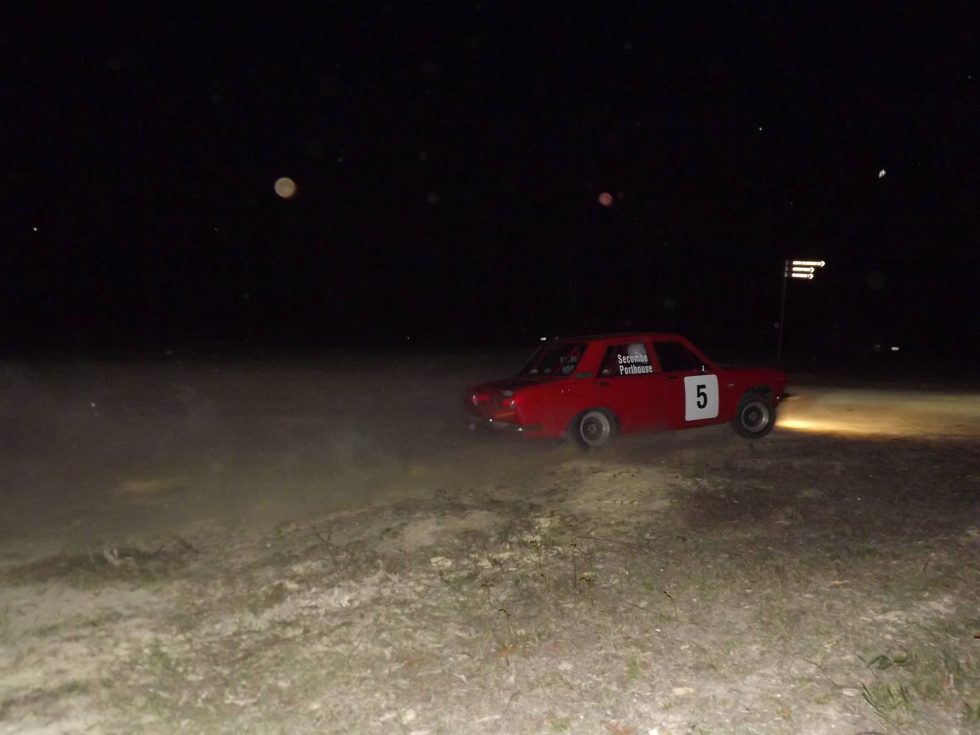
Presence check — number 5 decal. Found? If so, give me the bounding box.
[683,375,719,421]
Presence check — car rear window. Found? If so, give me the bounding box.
[521,342,586,376]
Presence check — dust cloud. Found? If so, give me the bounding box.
[3,350,977,557]
[0,350,561,552]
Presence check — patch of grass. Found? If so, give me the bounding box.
[861,650,913,670]
[0,681,90,721]
[862,681,916,724]
[546,713,574,731]
[1,543,192,587]
[861,636,980,730]
[964,700,980,725]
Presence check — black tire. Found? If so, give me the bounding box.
[732,392,775,438]
[573,409,616,449]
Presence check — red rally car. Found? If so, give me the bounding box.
[466,333,787,448]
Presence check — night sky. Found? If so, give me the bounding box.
[4,3,977,358]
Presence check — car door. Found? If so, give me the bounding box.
[584,340,666,432]
[650,340,722,429]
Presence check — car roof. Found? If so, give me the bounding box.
[551,333,687,345]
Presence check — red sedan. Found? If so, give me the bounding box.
[466,333,787,448]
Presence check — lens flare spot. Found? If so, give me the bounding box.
[274,177,297,199]
[598,192,614,207]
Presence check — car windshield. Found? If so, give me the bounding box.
[519,342,586,376]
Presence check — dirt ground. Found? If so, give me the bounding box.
[1,353,978,734]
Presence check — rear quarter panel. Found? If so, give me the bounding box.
[514,381,577,437]
[515,341,612,437]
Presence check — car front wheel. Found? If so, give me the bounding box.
[574,409,615,449]
[732,393,775,438]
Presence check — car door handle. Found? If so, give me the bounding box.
[599,381,610,387]
[667,376,679,381]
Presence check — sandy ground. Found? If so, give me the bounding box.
[1,352,978,734]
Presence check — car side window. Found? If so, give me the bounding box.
[599,343,654,377]
[652,341,700,372]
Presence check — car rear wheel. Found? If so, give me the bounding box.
[732,392,775,438]
[574,409,615,449]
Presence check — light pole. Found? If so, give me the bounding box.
[777,259,826,363]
